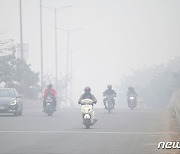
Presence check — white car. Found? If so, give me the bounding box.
[0,88,23,116]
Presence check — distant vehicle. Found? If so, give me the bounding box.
[45,96,54,116]
[106,95,114,113]
[0,88,23,116]
[128,94,137,110]
[80,99,96,129]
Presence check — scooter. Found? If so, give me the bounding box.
[45,96,54,116]
[106,95,114,113]
[80,99,96,129]
[128,94,137,110]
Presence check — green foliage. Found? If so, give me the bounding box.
[15,58,39,87]
[0,40,40,98]
[0,54,17,86]
[0,39,15,55]
[117,56,180,108]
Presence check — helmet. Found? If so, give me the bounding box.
[107,84,112,89]
[128,87,134,91]
[47,83,52,89]
[84,86,91,94]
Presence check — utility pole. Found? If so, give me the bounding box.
[59,47,83,107]
[54,8,58,91]
[58,28,82,107]
[41,5,70,90]
[69,48,73,106]
[19,0,23,60]
[40,0,44,88]
[65,30,70,107]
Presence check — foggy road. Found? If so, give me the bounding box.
[1,0,180,153]
[0,100,173,154]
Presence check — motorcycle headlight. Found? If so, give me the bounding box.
[81,108,91,113]
[10,100,17,106]
[130,97,134,100]
[46,99,52,102]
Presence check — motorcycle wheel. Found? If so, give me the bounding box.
[107,103,112,113]
[46,105,52,116]
[84,119,91,129]
[18,109,22,116]
[13,110,18,116]
[13,106,19,116]
[48,109,52,116]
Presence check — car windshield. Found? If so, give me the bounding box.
[0,89,15,98]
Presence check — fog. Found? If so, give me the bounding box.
[1,1,180,153]
[0,0,180,107]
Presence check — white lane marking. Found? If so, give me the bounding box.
[0,131,178,134]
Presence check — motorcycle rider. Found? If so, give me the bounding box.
[78,87,97,104]
[78,86,97,123]
[103,85,117,109]
[43,83,57,111]
[127,87,137,105]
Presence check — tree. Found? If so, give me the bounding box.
[0,39,15,55]
[0,40,40,98]
[116,56,180,108]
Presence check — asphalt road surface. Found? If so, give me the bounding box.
[0,100,177,154]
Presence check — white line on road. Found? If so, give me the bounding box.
[0,131,178,134]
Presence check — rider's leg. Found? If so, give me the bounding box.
[127,98,130,107]
[135,97,137,106]
[112,98,115,108]
[92,111,97,125]
[53,98,57,111]
[103,98,107,109]
[43,99,46,111]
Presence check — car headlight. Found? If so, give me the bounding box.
[10,100,17,106]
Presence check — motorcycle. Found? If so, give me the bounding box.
[128,94,137,110]
[106,95,114,113]
[80,99,96,129]
[45,96,54,116]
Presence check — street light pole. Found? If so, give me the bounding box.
[69,48,72,105]
[19,0,23,60]
[59,47,83,107]
[65,30,70,108]
[40,0,44,88]
[58,28,82,107]
[54,8,58,90]
[41,5,70,90]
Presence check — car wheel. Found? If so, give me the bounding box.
[19,109,22,116]
[13,110,18,116]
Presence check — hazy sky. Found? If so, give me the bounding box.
[0,0,180,105]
